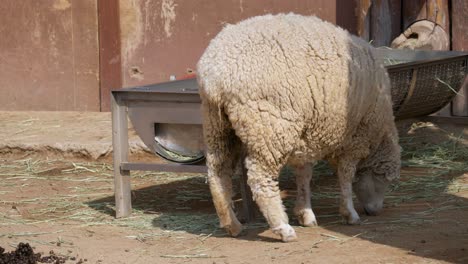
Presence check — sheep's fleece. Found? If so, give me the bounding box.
[197,13,401,242]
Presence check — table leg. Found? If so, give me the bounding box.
[111,93,132,218]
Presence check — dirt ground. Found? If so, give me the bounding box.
[0,112,467,264]
[0,111,150,161]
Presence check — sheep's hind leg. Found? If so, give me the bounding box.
[245,157,297,242]
[203,104,242,237]
[293,163,317,227]
[336,159,361,225]
[207,156,243,237]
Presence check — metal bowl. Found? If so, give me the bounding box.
[153,123,205,164]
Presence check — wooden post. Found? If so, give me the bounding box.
[392,0,450,51]
[98,0,122,112]
[451,0,468,117]
[357,0,372,41]
[356,0,401,47]
[401,0,449,31]
[111,93,132,218]
[370,0,402,47]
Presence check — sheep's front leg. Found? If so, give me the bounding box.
[245,157,297,242]
[336,159,361,225]
[293,163,317,227]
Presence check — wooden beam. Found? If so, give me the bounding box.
[98,0,122,112]
[111,93,131,218]
[451,0,468,117]
[356,0,401,47]
[356,0,372,41]
[402,0,449,31]
[370,0,402,46]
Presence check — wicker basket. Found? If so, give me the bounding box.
[377,49,468,119]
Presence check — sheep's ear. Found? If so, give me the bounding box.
[373,159,400,182]
[373,131,401,182]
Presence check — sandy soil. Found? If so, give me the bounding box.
[0,113,467,264]
[0,111,151,161]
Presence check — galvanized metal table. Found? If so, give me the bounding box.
[111,78,256,220]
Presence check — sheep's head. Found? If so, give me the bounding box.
[353,132,401,216]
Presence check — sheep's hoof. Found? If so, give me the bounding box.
[344,212,361,225]
[272,224,297,242]
[297,209,318,227]
[223,221,243,237]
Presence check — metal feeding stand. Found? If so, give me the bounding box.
[111,49,468,222]
[110,78,256,220]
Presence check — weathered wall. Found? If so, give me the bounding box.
[0,0,99,111]
[119,0,357,88]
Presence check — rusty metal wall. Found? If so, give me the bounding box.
[0,0,100,111]
[119,0,357,88]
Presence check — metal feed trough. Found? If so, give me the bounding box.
[379,49,468,119]
[111,49,468,219]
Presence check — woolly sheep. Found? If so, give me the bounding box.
[196,13,401,242]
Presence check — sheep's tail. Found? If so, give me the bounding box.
[196,64,241,160]
[200,80,244,164]
[200,99,238,157]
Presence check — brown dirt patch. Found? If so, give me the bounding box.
[0,114,467,263]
